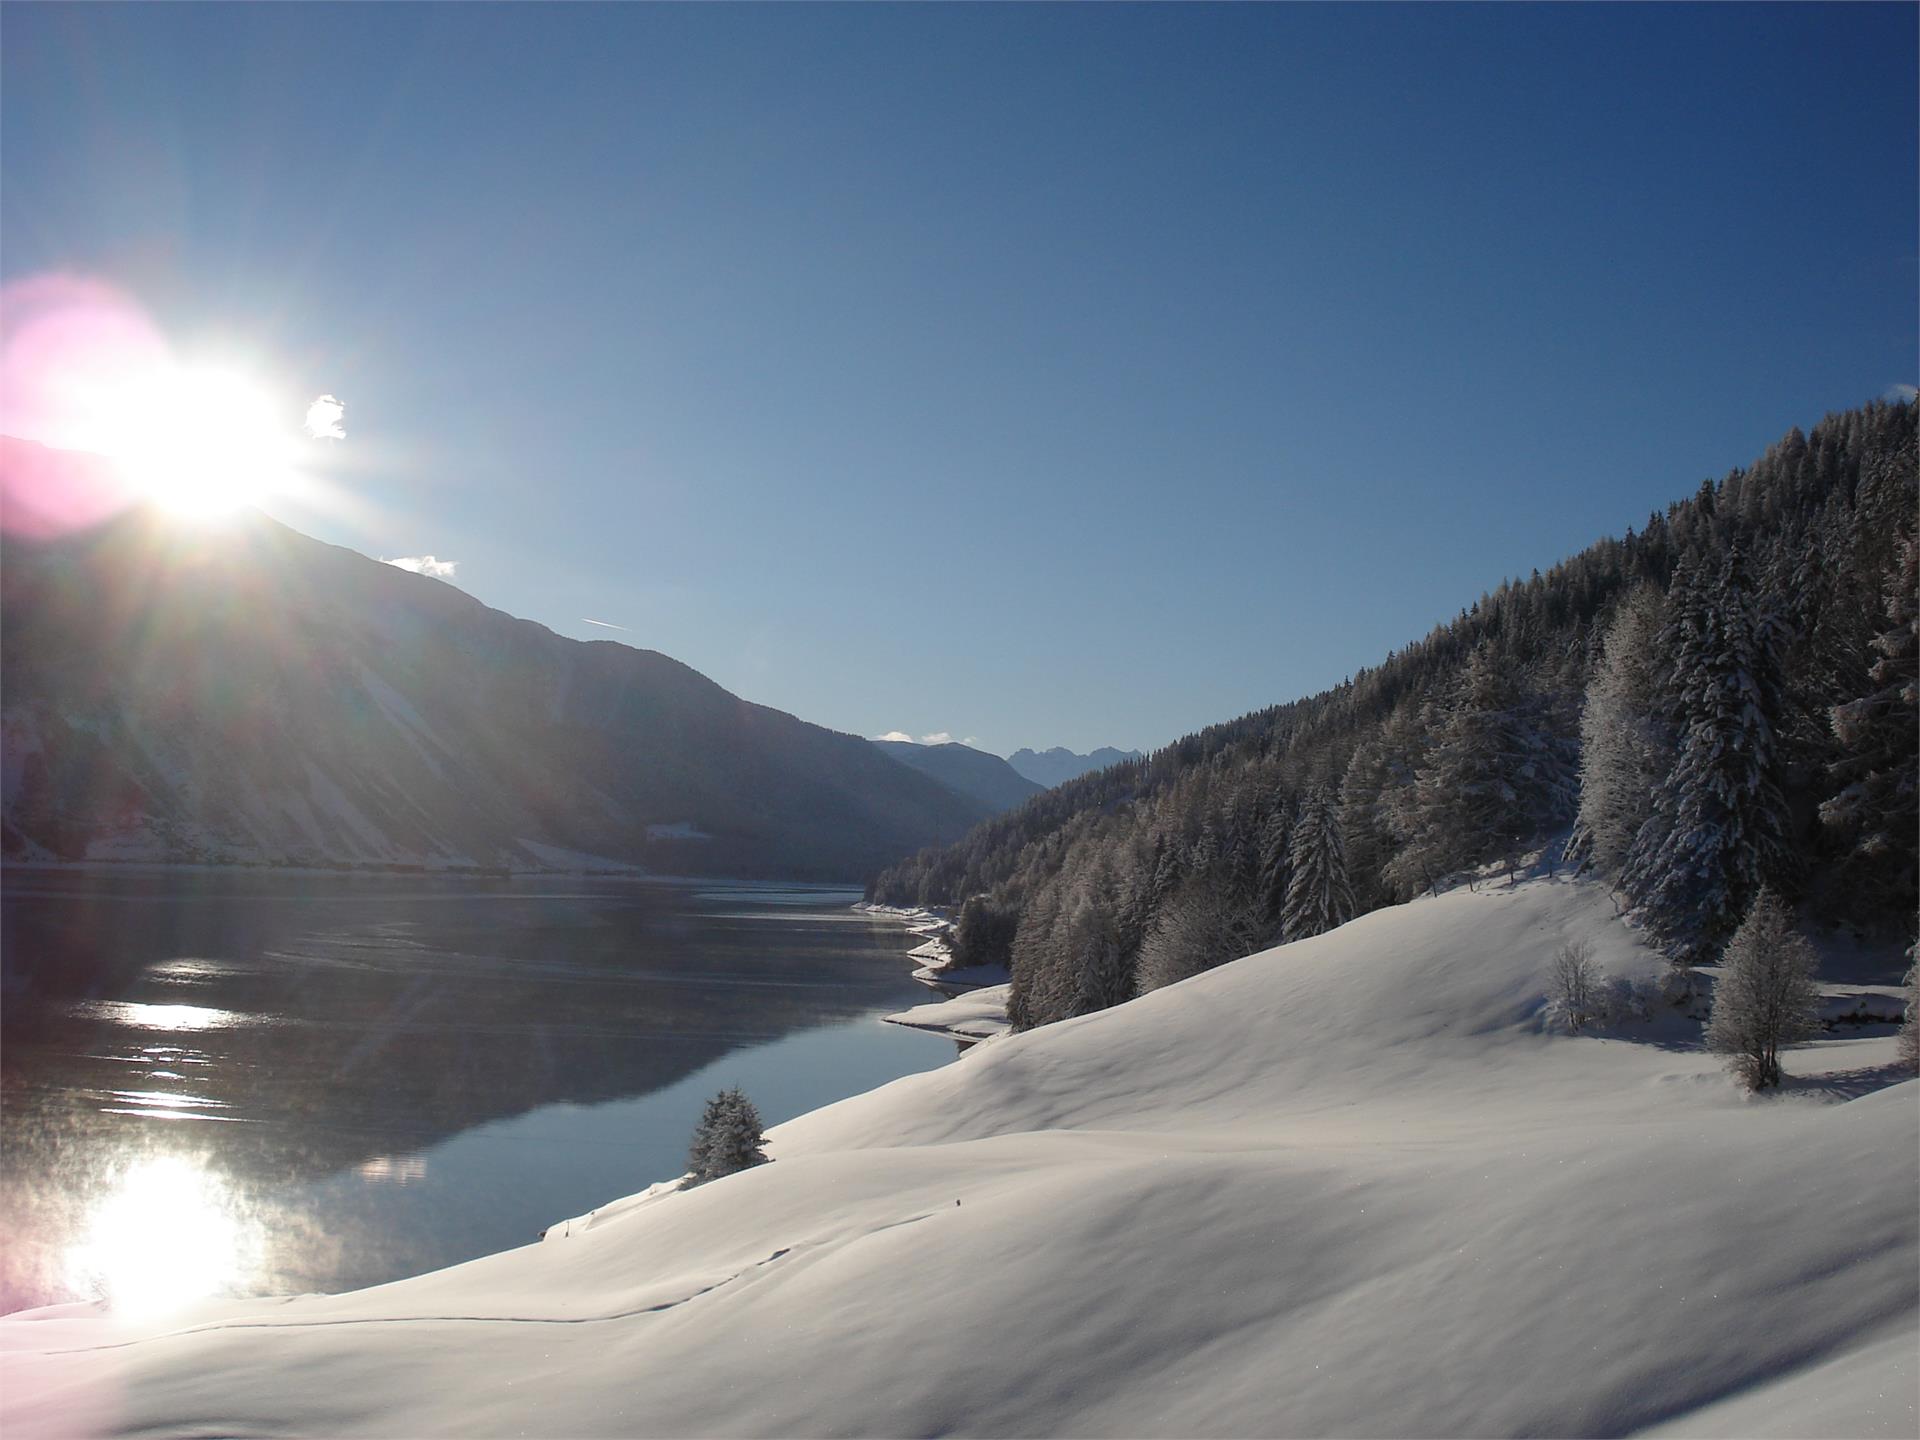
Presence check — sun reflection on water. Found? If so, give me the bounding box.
[75,1000,249,1031]
[356,1154,428,1185]
[64,1155,262,1319]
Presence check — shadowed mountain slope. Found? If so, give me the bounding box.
[872,740,1042,814]
[0,441,989,878]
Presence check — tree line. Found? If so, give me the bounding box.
[870,400,1917,1033]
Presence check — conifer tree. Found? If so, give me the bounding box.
[685,1087,769,1186]
[1704,890,1821,1090]
[1399,644,1576,883]
[1065,881,1131,1015]
[1007,880,1066,1031]
[1282,786,1354,940]
[1820,531,1918,914]
[1573,584,1672,876]
[1256,791,1294,923]
[1625,547,1793,962]
[1341,707,1424,906]
[1135,881,1264,994]
[1219,788,1262,907]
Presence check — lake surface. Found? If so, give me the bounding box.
[0,870,948,1317]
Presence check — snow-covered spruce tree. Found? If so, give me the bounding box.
[685,1087,768,1187]
[1066,886,1131,1015]
[1704,890,1821,1091]
[1256,790,1295,926]
[1819,530,1918,916]
[1282,786,1355,941]
[1624,546,1793,964]
[1007,880,1068,1031]
[951,894,1020,972]
[1614,551,1712,881]
[1135,880,1267,995]
[1573,584,1673,877]
[1394,644,1577,888]
[1341,705,1425,908]
[1219,787,1263,910]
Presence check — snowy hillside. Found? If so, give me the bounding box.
[3,874,1913,1437]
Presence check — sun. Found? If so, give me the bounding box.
[1,277,347,535]
[100,365,296,520]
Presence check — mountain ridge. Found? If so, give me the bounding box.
[0,439,991,879]
[1006,745,1143,789]
[871,739,1042,814]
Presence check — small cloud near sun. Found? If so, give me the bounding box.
[385,555,457,579]
[304,395,346,440]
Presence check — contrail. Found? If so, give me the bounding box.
[581,618,630,631]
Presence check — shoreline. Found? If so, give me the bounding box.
[858,902,1013,1045]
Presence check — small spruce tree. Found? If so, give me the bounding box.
[1704,890,1821,1091]
[685,1087,769,1187]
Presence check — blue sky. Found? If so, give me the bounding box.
[3,3,1914,756]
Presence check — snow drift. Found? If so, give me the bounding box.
[2,874,1913,1437]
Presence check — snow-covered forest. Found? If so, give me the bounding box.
[869,401,1917,1031]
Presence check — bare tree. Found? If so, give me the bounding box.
[1548,940,1604,1033]
[1704,890,1822,1090]
[1898,945,1918,1075]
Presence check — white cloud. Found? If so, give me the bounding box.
[304,394,346,440]
[1884,383,1917,403]
[385,555,457,579]
[962,736,981,748]
[873,730,979,747]
[581,618,629,631]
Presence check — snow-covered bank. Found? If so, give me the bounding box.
[4,875,1914,1438]
[883,983,1012,1045]
[858,901,1009,989]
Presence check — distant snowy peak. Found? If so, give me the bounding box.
[1007,745,1143,789]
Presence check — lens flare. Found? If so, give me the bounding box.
[1,272,321,532]
[64,1155,261,1319]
